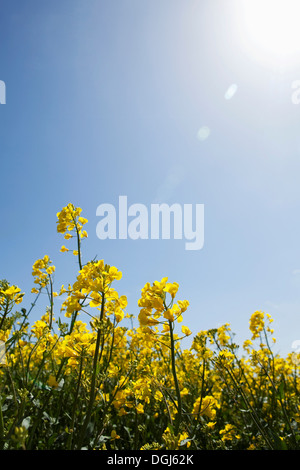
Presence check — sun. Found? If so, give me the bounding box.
[236,0,300,68]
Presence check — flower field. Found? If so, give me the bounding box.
[1,204,300,450]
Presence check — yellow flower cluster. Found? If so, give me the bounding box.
[56,203,88,254]
[0,285,24,307]
[219,423,241,442]
[1,203,300,451]
[138,277,189,333]
[57,203,88,237]
[60,259,126,322]
[249,310,265,340]
[161,427,191,450]
[192,395,219,421]
[31,255,55,293]
[217,323,231,346]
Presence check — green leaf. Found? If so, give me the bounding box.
[47,433,58,448]
[277,381,285,401]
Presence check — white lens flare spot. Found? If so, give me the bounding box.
[197,126,211,141]
[224,84,238,100]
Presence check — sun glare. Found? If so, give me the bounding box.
[237,0,300,68]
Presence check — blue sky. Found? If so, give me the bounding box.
[1,0,300,356]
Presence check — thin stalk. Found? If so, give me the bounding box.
[133,402,139,450]
[67,213,84,335]
[198,357,206,419]
[219,359,274,449]
[27,338,68,449]
[156,382,173,426]
[255,354,298,448]
[0,302,9,330]
[191,356,206,432]
[168,319,182,435]
[76,291,105,449]
[93,367,134,449]
[67,354,84,450]
[0,389,4,450]
[48,276,54,330]
[6,291,42,356]
[73,217,83,271]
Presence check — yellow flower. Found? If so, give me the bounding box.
[2,286,20,298]
[59,285,67,295]
[163,309,175,322]
[161,323,170,334]
[138,309,159,326]
[178,431,191,448]
[31,320,49,339]
[57,204,88,239]
[192,395,219,421]
[106,266,122,281]
[47,375,59,388]
[181,325,192,336]
[78,217,88,225]
[249,311,265,340]
[218,349,235,364]
[32,256,55,290]
[111,430,120,440]
[243,339,253,354]
[46,266,55,275]
[178,300,189,312]
[206,421,216,429]
[217,323,231,346]
[266,313,273,323]
[64,233,73,240]
[164,282,179,298]
[219,424,241,442]
[1,285,24,304]
[0,329,11,342]
[60,245,69,252]
[136,403,144,414]
[115,309,124,323]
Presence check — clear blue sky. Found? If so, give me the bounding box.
[1,0,300,356]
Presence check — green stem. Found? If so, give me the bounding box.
[194,357,206,427]
[75,221,83,271]
[10,291,41,349]
[48,276,54,330]
[0,389,4,449]
[220,360,274,450]
[67,354,84,450]
[27,340,68,449]
[77,291,105,449]
[0,302,9,331]
[168,320,182,435]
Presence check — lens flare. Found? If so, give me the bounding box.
[236,0,300,68]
